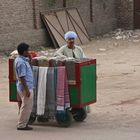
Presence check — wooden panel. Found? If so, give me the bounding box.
[44,14,65,47]
[67,9,90,45]
[41,8,90,48]
[56,11,68,33]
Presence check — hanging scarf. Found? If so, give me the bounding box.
[37,67,48,115]
[56,66,70,111]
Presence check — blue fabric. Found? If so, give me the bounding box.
[32,66,39,115]
[64,31,77,40]
[15,56,33,93]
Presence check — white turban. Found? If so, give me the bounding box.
[64,31,77,40]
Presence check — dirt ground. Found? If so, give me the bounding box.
[0,29,140,140]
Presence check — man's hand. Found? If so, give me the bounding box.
[20,77,31,97]
[26,90,31,97]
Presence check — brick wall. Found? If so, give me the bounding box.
[0,0,33,34]
[40,0,117,36]
[116,0,134,29]
[0,0,126,51]
[0,0,50,51]
[92,0,117,35]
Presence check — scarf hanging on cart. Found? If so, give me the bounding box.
[44,67,56,118]
[64,58,91,81]
[37,67,48,115]
[56,66,70,111]
[64,59,76,81]
[32,66,39,115]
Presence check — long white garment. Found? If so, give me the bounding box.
[37,67,48,115]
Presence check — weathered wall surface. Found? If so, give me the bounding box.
[0,0,49,51]
[116,0,134,29]
[44,0,117,36]
[0,0,133,51]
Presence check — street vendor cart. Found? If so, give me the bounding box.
[9,58,96,127]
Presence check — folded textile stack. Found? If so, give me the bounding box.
[10,50,18,59]
[32,56,49,67]
[49,57,65,67]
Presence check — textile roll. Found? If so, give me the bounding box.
[49,58,64,67]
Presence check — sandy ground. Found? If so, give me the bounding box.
[0,29,140,140]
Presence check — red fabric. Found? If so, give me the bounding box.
[56,66,70,110]
[29,52,38,58]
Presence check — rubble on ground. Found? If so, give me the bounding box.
[103,29,140,41]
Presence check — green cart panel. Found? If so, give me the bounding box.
[80,64,96,104]
[69,86,79,105]
[9,82,17,102]
[68,62,96,108]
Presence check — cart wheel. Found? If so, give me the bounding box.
[37,116,49,122]
[72,108,87,122]
[55,110,72,127]
[28,115,36,125]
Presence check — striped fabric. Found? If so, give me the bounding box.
[44,67,56,118]
[32,66,39,115]
[56,66,70,111]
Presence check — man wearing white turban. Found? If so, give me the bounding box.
[54,31,90,113]
[54,31,86,58]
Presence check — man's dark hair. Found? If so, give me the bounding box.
[17,43,30,55]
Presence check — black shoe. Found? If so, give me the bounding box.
[17,126,33,131]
